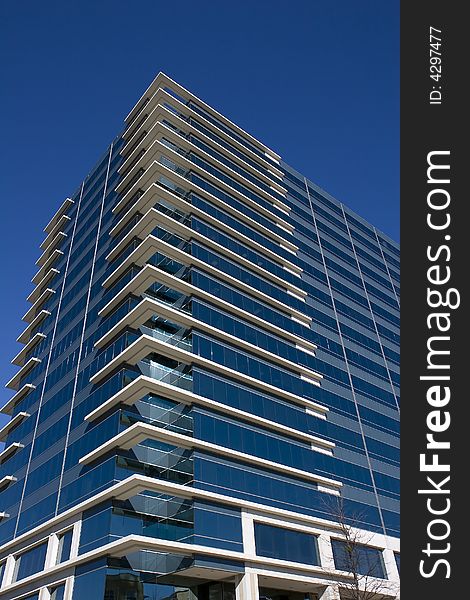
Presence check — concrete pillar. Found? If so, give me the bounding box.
[317,534,336,570]
[235,571,260,600]
[2,554,16,587]
[383,548,400,582]
[240,511,256,556]
[64,576,75,600]
[44,533,59,569]
[38,587,51,600]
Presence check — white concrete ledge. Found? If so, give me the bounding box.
[0,384,36,415]
[0,473,356,559]
[32,250,64,285]
[99,265,314,354]
[0,532,357,598]
[79,421,340,491]
[11,333,46,367]
[106,208,303,298]
[17,310,50,344]
[121,102,286,197]
[0,412,29,442]
[115,138,293,234]
[0,442,24,464]
[107,192,303,276]
[22,289,55,323]
[27,269,60,304]
[36,232,67,266]
[103,234,310,325]
[89,334,321,403]
[5,357,41,390]
[84,375,330,444]
[124,73,281,162]
[114,157,294,242]
[43,198,74,234]
[41,215,71,250]
[95,296,319,381]
[119,120,289,212]
[113,168,297,255]
[0,475,17,492]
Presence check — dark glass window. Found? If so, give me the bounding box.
[13,541,48,582]
[254,523,319,565]
[57,528,73,563]
[50,584,66,600]
[394,552,400,574]
[331,539,387,579]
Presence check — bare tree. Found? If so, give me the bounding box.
[323,497,399,600]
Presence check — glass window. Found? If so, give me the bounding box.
[331,539,387,579]
[50,583,66,600]
[57,528,73,563]
[13,541,48,582]
[254,523,319,565]
[0,560,5,586]
[394,552,400,574]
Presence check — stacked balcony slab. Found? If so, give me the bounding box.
[0,73,399,600]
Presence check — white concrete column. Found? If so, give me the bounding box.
[240,511,256,557]
[2,554,16,587]
[70,520,82,559]
[235,571,260,600]
[38,586,51,600]
[383,548,400,582]
[317,534,335,570]
[45,533,59,569]
[64,576,75,600]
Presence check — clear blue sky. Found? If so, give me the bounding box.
[0,0,399,424]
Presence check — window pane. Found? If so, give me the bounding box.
[254,523,319,565]
[50,584,66,600]
[13,542,48,582]
[57,529,73,563]
[331,539,387,579]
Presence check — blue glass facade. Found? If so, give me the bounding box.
[0,73,399,600]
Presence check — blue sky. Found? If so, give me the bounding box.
[0,0,399,423]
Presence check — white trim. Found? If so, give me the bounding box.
[124,73,281,161]
[112,175,298,254]
[27,269,60,304]
[36,233,67,267]
[11,333,46,367]
[0,474,399,559]
[116,138,293,232]
[101,266,314,352]
[17,310,51,345]
[79,421,340,490]
[89,334,321,400]
[0,413,29,442]
[40,215,71,250]
[0,384,36,415]
[119,120,289,211]
[84,374,329,436]
[104,211,305,299]
[32,250,64,285]
[108,200,301,277]
[0,475,17,492]
[0,534,358,597]
[0,443,24,464]
[22,289,55,323]
[43,198,73,234]
[5,358,41,390]
[95,296,320,381]
[102,234,311,325]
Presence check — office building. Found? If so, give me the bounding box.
[0,73,399,600]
